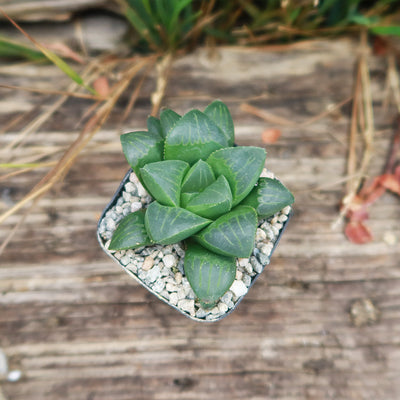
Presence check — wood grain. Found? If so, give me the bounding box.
[1,38,400,400]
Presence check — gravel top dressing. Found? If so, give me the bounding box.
[98,168,292,322]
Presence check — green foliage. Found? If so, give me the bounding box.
[111,100,294,308]
[119,0,201,51]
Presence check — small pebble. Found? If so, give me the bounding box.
[163,254,177,269]
[146,265,160,283]
[250,256,263,274]
[221,291,233,304]
[257,253,270,266]
[152,279,165,293]
[169,292,179,305]
[195,308,209,318]
[120,255,131,266]
[256,228,267,241]
[7,370,22,382]
[177,287,186,300]
[243,274,252,287]
[129,172,139,183]
[166,282,178,292]
[124,182,136,193]
[177,299,195,315]
[244,263,253,275]
[230,280,248,298]
[130,202,142,213]
[142,256,155,271]
[235,270,243,280]
[282,205,291,215]
[218,302,228,314]
[136,182,148,197]
[238,258,249,267]
[106,218,116,231]
[260,243,273,255]
[0,349,8,376]
[271,225,280,236]
[175,272,183,285]
[122,191,131,202]
[278,214,288,223]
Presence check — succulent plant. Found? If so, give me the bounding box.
[109,100,294,309]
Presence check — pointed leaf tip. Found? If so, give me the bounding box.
[241,177,294,218]
[207,146,266,207]
[140,160,189,207]
[164,109,229,164]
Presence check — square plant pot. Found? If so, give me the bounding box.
[97,168,292,322]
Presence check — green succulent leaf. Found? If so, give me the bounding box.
[207,146,266,207]
[181,159,215,193]
[204,100,234,146]
[140,160,189,207]
[109,210,151,250]
[240,177,294,218]
[120,131,164,177]
[160,109,181,137]
[145,201,211,245]
[186,175,232,219]
[164,109,229,164]
[195,205,258,258]
[184,241,236,309]
[181,192,199,208]
[147,115,163,138]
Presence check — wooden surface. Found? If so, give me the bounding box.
[1,37,400,400]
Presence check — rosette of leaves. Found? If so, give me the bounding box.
[109,100,294,309]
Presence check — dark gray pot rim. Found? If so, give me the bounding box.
[97,168,292,322]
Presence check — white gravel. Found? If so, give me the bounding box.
[98,170,292,322]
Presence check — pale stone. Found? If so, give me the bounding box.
[177,299,195,315]
[130,202,142,213]
[255,228,267,241]
[238,258,249,267]
[0,349,8,376]
[166,282,178,292]
[218,302,228,314]
[176,287,186,300]
[175,272,183,285]
[163,254,177,269]
[124,181,135,193]
[142,256,155,271]
[146,265,160,283]
[136,182,148,197]
[235,270,243,280]
[7,370,22,382]
[282,205,291,215]
[230,280,248,298]
[278,214,288,223]
[120,255,131,266]
[169,292,179,305]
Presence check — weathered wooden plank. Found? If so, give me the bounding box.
[0,39,399,400]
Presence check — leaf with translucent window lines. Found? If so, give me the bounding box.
[186,175,232,219]
[160,109,181,137]
[241,178,294,218]
[164,110,229,164]
[184,241,236,309]
[145,201,211,245]
[181,159,215,193]
[195,205,257,258]
[204,100,234,146]
[140,160,189,207]
[120,131,164,176]
[109,210,151,250]
[207,146,266,207]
